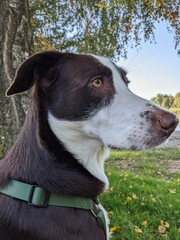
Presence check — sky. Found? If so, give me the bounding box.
[118,22,180,100]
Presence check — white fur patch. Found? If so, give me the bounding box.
[98,203,110,239]
[48,115,109,189]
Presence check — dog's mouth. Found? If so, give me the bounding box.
[107,129,173,151]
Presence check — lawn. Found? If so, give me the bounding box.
[100,148,180,240]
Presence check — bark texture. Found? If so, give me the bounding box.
[0,0,32,157]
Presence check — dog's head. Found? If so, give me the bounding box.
[7,50,179,150]
[7,51,179,185]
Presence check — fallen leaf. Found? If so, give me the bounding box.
[132,194,138,199]
[164,222,170,228]
[142,221,148,227]
[108,211,113,216]
[151,197,156,202]
[126,196,132,202]
[134,226,142,233]
[158,225,166,234]
[160,220,164,225]
[169,188,176,194]
[110,226,120,232]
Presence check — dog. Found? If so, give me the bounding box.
[0,51,178,240]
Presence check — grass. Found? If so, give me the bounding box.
[100,148,180,240]
[109,148,180,180]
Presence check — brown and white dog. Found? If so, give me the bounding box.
[0,51,178,240]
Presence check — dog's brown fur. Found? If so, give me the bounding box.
[0,51,107,240]
[0,51,178,240]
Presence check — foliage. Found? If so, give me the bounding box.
[29,0,180,60]
[151,93,179,109]
[174,92,180,108]
[100,148,180,239]
[170,108,180,119]
[151,92,180,119]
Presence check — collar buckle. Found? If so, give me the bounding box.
[28,185,50,207]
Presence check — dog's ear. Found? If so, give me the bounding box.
[6,51,62,96]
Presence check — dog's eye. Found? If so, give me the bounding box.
[90,79,103,88]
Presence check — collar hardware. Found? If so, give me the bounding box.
[0,179,107,239]
[28,185,50,207]
[91,209,98,218]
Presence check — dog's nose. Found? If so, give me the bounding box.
[156,111,179,135]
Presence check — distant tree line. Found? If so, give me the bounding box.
[151,92,180,108]
[151,92,180,119]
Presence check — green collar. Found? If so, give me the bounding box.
[0,179,94,208]
[0,179,107,239]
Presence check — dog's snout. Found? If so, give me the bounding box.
[156,111,179,135]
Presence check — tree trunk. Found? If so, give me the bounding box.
[0,0,33,158]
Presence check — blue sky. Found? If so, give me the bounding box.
[118,22,180,100]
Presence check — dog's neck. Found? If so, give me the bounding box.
[48,115,109,190]
[0,99,105,198]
